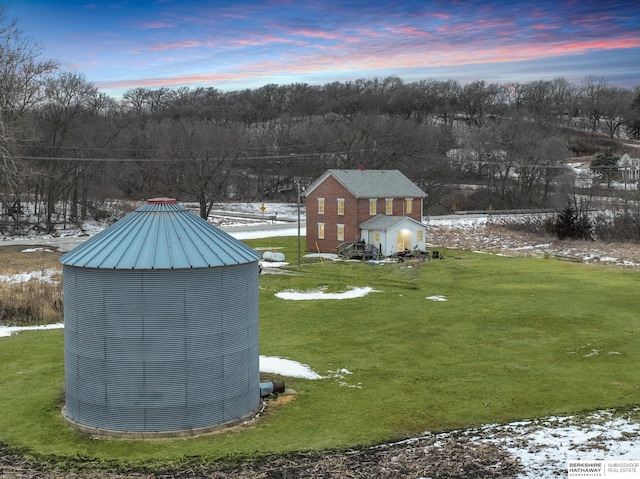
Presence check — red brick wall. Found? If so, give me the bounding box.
[364,197,422,220]
[306,176,423,253]
[305,176,356,252]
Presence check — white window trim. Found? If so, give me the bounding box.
[369,199,377,215]
[405,198,413,215]
[385,198,393,215]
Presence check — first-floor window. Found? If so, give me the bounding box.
[318,223,325,239]
[373,232,380,243]
[337,224,344,241]
[417,230,423,241]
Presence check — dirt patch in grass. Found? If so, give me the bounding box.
[0,436,521,478]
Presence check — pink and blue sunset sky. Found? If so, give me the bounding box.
[7,0,640,97]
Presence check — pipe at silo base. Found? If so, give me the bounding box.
[260,380,285,397]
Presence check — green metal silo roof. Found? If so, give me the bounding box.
[60,198,261,269]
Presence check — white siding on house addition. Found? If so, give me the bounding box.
[359,215,426,256]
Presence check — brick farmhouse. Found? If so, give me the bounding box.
[303,168,427,255]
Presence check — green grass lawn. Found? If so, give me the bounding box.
[1,238,639,467]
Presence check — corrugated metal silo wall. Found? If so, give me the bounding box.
[63,262,260,433]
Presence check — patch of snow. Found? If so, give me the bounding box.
[0,269,59,284]
[0,323,64,338]
[482,409,640,478]
[599,256,618,262]
[472,250,514,257]
[304,252,340,260]
[426,295,447,302]
[21,247,54,253]
[325,368,362,389]
[275,286,377,300]
[231,227,300,240]
[259,260,289,268]
[259,356,323,379]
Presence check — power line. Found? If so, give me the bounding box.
[10,151,346,162]
[15,141,345,154]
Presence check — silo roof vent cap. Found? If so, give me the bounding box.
[147,197,177,204]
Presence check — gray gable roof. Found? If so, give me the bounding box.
[359,215,425,231]
[304,169,426,198]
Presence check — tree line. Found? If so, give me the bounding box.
[1,7,640,239]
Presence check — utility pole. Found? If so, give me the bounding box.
[297,181,301,267]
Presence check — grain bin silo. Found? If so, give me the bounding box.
[60,198,262,437]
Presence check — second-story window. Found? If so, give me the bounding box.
[369,199,377,215]
[318,198,325,214]
[405,198,413,215]
[337,198,345,215]
[385,198,393,215]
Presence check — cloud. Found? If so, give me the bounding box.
[137,21,177,30]
[149,40,206,51]
[19,0,636,94]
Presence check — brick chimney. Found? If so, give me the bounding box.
[357,162,365,170]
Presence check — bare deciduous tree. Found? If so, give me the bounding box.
[0,6,57,230]
[158,119,248,218]
[0,6,57,118]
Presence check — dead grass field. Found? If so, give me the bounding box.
[0,244,62,273]
[0,245,63,325]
